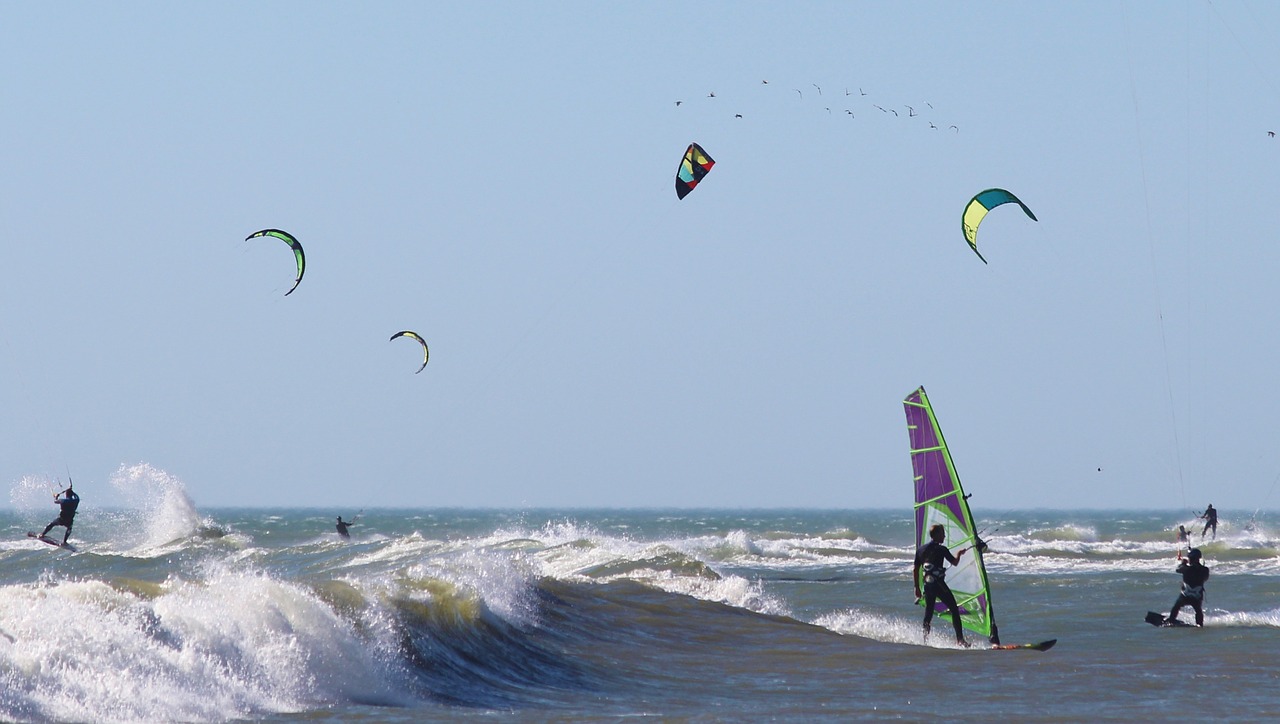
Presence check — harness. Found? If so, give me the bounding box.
[1180,583,1205,601]
[922,561,946,586]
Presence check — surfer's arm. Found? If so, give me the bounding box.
[911,560,922,598]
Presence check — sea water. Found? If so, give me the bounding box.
[1,470,1278,721]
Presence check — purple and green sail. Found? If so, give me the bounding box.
[904,386,994,640]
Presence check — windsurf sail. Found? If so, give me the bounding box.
[904,386,997,643]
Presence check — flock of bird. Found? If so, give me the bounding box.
[674,79,959,132]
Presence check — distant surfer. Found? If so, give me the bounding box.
[335,515,356,539]
[913,523,969,647]
[40,485,80,546]
[1166,548,1210,627]
[1198,504,1217,540]
[1176,525,1191,545]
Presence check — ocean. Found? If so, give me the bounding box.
[2,477,1278,721]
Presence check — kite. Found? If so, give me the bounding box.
[961,189,1037,263]
[675,142,715,200]
[245,229,306,295]
[390,331,429,374]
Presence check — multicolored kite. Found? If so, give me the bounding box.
[246,228,306,295]
[390,330,430,374]
[675,142,715,200]
[961,189,1037,263]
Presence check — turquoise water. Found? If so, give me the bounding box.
[1,477,1278,721]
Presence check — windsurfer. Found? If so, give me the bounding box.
[1198,504,1217,540]
[913,523,969,646]
[1167,548,1210,626]
[41,485,80,546]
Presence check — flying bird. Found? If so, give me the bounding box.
[812,84,822,95]
[1270,131,1276,137]
[735,113,743,118]
[707,92,716,98]
[859,87,867,96]
[675,100,683,106]
[793,88,803,99]
[906,105,917,117]
[873,104,887,113]
[949,125,959,133]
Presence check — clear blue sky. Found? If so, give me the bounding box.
[2,2,1278,511]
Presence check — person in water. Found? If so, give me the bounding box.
[1167,547,1210,626]
[1199,504,1218,540]
[41,485,80,545]
[1176,525,1191,544]
[913,523,970,646]
[335,516,356,538]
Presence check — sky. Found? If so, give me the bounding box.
[2,1,1280,511]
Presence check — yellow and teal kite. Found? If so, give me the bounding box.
[675,142,715,200]
[246,228,306,295]
[961,189,1037,263]
[390,331,429,374]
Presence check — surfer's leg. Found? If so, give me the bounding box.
[41,518,58,537]
[922,588,938,637]
[62,519,72,545]
[1192,599,1204,627]
[936,584,966,644]
[1168,594,1189,622]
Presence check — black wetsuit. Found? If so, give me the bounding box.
[915,540,966,643]
[1200,506,1217,539]
[336,518,352,538]
[41,490,80,544]
[1168,559,1210,626]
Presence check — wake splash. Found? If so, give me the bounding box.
[106,462,216,552]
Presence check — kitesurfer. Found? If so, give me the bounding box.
[1176,525,1191,545]
[335,516,355,539]
[41,485,80,546]
[1198,504,1218,540]
[1167,548,1210,627]
[913,523,969,646]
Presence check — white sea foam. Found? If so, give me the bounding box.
[1209,607,1280,628]
[0,568,404,723]
[456,520,798,618]
[814,608,970,649]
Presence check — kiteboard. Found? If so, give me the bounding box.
[27,532,77,552]
[992,639,1057,652]
[1145,611,1198,628]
